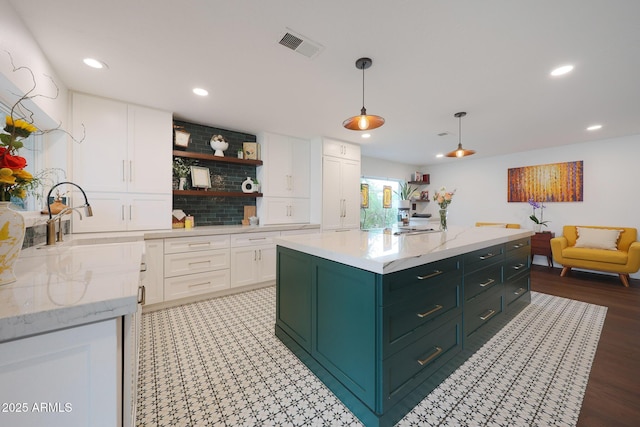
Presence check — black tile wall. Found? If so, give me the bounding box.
[172,120,258,226]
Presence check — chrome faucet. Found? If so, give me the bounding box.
[46,181,93,245]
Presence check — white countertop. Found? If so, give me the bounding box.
[0,241,145,342]
[275,226,534,274]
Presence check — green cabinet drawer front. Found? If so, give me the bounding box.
[506,237,530,253]
[383,315,462,410]
[464,287,504,337]
[383,279,460,357]
[382,256,460,306]
[505,273,530,306]
[464,262,503,302]
[313,258,378,409]
[504,247,530,282]
[276,247,312,351]
[463,244,504,274]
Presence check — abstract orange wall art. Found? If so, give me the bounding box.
[507,160,583,202]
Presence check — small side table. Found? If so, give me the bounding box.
[531,231,555,267]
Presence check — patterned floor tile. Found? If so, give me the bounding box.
[137,288,606,426]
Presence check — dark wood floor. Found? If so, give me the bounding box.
[530,265,640,427]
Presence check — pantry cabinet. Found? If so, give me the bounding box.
[71,92,172,232]
[322,141,361,230]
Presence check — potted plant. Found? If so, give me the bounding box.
[395,182,417,209]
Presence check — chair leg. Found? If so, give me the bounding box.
[560,266,571,277]
[619,274,630,287]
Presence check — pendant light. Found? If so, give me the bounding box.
[343,57,385,131]
[446,112,476,158]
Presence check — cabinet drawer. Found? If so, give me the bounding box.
[164,270,230,301]
[384,315,462,410]
[164,235,230,254]
[505,273,530,306]
[465,288,504,337]
[382,256,461,306]
[464,262,502,301]
[230,231,280,247]
[504,247,530,281]
[164,249,230,277]
[463,244,504,273]
[383,279,461,356]
[506,237,530,253]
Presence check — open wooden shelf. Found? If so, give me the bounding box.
[173,150,263,166]
[173,190,263,198]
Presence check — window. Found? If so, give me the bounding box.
[360,177,402,229]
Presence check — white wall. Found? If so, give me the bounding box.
[0,0,69,176]
[421,133,640,277]
[361,156,421,183]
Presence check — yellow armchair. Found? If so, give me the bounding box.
[550,225,640,287]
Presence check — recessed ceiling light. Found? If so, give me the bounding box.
[436,153,444,158]
[83,58,108,69]
[361,133,371,139]
[193,88,209,96]
[550,65,574,76]
[587,124,602,131]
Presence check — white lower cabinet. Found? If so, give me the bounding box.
[165,269,231,301]
[0,319,120,427]
[141,240,164,305]
[230,231,279,288]
[162,235,230,302]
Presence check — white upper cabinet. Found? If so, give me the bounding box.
[323,138,361,161]
[260,132,310,198]
[72,92,171,195]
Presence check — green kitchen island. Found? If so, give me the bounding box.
[274,226,533,427]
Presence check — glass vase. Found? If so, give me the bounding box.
[439,208,448,231]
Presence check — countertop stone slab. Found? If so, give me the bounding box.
[276,226,534,274]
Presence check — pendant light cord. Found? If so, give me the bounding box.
[361,62,366,109]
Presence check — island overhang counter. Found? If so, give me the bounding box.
[274,226,533,427]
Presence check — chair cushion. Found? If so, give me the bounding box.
[575,227,622,250]
[562,247,628,265]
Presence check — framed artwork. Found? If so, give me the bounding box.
[174,129,190,148]
[190,166,211,188]
[243,142,259,160]
[361,183,369,208]
[507,160,583,202]
[383,185,392,208]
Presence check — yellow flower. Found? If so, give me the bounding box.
[5,115,38,134]
[0,168,16,185]
[12,169,33,181]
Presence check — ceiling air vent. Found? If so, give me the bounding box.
[278,29,324,59]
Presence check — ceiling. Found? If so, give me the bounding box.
[9,0,640,165]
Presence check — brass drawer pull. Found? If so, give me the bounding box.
[512,263,526,270]
[480,309,497,321]
[514,287,526,295]
[417,304,443,318]
[479,278,495,287]
[417,346,443,366]
[188,242,211,247]
[416,270,443,280]
[512,243,525,249]
[479,252,497,260]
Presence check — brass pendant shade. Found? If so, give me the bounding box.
[343,58,385,131]
[445,112,476,158]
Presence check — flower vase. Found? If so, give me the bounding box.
[439,208,448,231]
[0,202,26,286]
[534,224,542,233]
